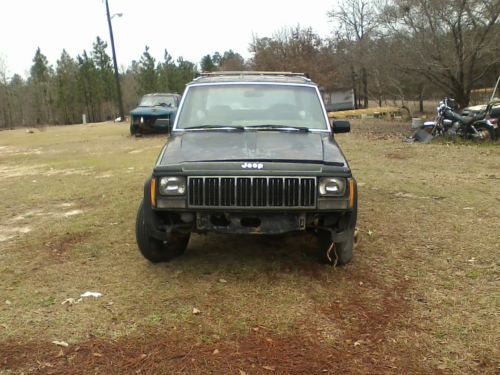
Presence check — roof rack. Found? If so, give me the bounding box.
[200,71,307,77]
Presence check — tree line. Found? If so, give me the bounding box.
[0,38,200,128]
[1,0,499,128]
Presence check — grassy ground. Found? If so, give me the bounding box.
[0,120,498,374]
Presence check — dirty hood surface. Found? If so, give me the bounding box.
[158,131,346,166]
[130,106,175,116]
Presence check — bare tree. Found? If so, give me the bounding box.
[382,0,500,107]
[249,26,337,89]
[328,0,380,108]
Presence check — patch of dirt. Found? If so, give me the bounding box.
[327,278,408,340]
[61,210,83,218]
[57,203,75,208]
[43,168,92,177]
[349,120,412,140]
[43,232,90,260]
[0,165,43,179]
[393,191,445,200]
[0,204,83,244]
[10,209,45,222]
[95,172,113,179]
[0,165,91,180]
[385,152,409,160]
[0,146,43,156]
[0,226,31,243]
[316,278,420,372]
[0,326,424,375]
[128,148,147,154]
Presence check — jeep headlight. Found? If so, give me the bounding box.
[318,177,346,196]
[158,176,186,195]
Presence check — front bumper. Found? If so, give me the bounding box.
[142,176,357,240]
[196,212,306,234]
[131,114,171,133]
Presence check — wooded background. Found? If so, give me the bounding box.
[1,0,499,128]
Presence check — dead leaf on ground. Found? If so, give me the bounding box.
[192,307,201,315]
[263,365,276,371]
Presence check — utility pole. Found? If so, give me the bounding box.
[105,0,125,122]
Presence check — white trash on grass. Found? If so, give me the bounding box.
[62,291,103,305]
[80,291,103,298]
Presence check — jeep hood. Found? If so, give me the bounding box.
[157,131,347,166]
[130,106,175,116]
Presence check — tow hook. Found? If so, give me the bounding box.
[326,242,338,267]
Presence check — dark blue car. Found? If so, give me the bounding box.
[130,93,181,135]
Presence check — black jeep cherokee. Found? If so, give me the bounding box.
[136,72,357,265]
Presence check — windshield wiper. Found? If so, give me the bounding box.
[246,125,310,132]
[183,125,245,131]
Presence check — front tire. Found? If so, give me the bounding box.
[135,200,189,263]
[130,123,140,136]
[317,228,354,266]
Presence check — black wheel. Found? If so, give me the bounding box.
[317,228,354,266]
[316,198,357,266]
[413,128,435,143]
[130,124,140,136]
[135,200,189,263]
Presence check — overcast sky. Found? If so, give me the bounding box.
[0,0,337,78]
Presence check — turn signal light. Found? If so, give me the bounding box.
[150,178,156,207]
[348,178,355,209]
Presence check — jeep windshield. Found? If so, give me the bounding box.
[139,95,176,107]
[175,84,329,130]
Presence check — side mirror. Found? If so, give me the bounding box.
[332,120,351,133]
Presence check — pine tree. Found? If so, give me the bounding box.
[200,55,216,72]
[8,74,26,127]
[30,48,54,124]
[137,46,158,95]
[92,36,116,119]
[77,51,100,122]
[55,50,79,124]
[158,49,175,92]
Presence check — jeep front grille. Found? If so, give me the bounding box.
[188,177,316,208]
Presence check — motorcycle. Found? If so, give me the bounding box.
[410,75,500,143]
[415,97,499,142]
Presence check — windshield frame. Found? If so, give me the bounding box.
[172,82,332,133]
